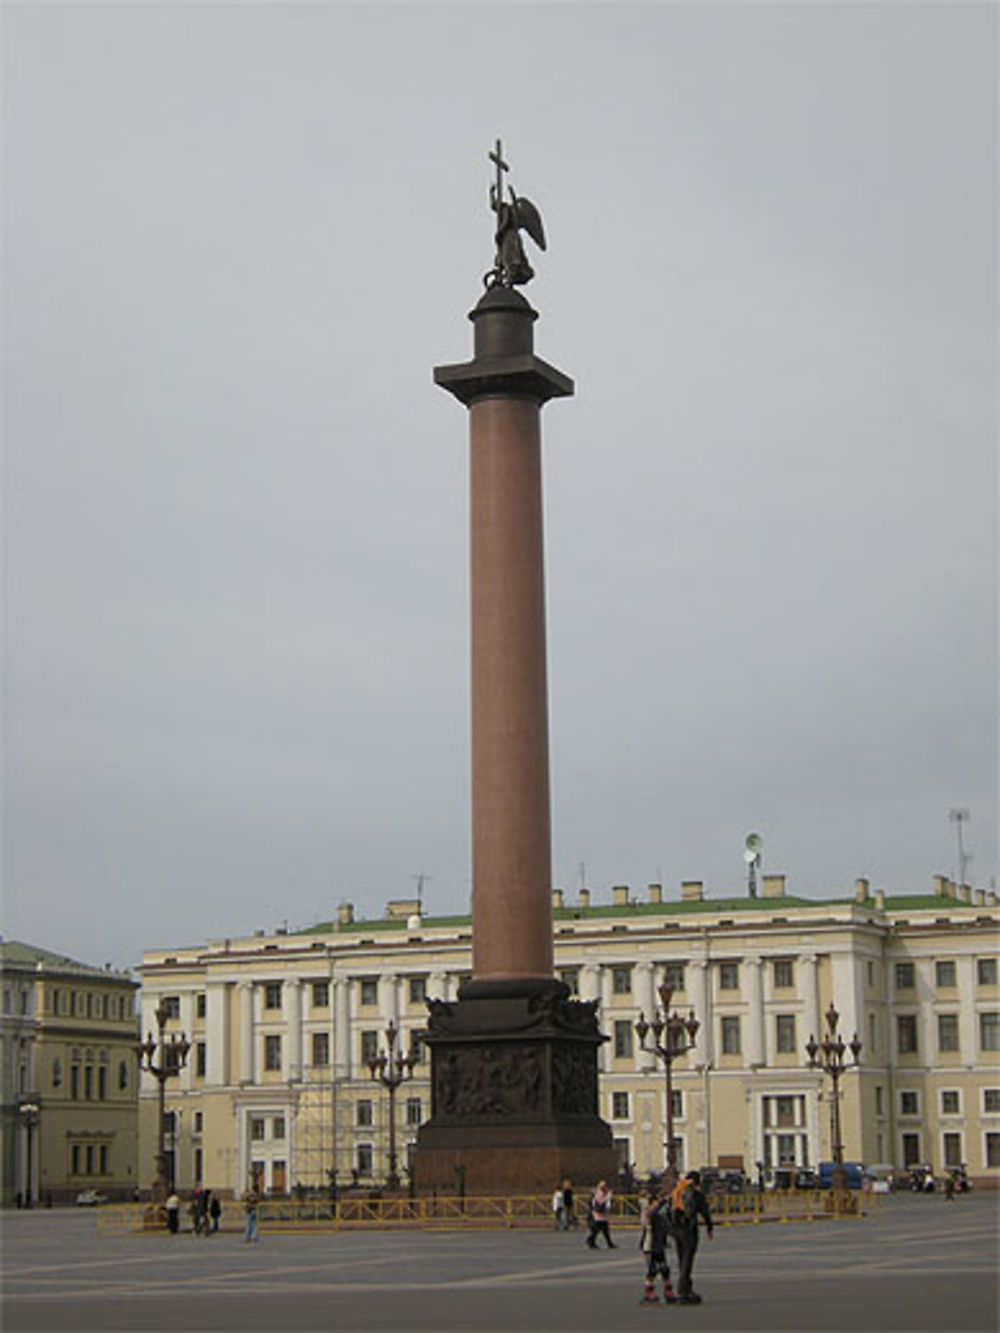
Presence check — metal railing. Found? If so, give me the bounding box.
[97,1188,872,1235]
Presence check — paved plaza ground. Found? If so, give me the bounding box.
[2,1192,997,1332]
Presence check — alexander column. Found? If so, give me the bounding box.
[414,143,614,1194]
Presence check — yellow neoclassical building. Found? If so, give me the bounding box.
[137,874,1000,1197]
[1,941,140,1205]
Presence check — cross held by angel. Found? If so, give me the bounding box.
[486,139,547,289]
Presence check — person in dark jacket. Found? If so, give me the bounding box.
[639,1184,677,1304]
[671,1170,714,1304]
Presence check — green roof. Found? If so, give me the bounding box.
[295,891,983,937]
[0,939,129,978]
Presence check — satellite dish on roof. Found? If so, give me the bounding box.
[744,833,762,897]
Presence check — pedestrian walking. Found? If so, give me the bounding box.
[209,1193,222,1232]
[585,1180,616,1249]
[244,1185,260,1242]
[562,1179,577,1228]
[671,1170,714,1304]
[165,1191,180,1235]
[552,1184,566,1230]
[638,1183,677,1305]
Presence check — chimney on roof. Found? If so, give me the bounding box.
[975,889,986,906]
[762,874,786,899]
[874,889,886,910]
[552,889,564,910]
[958,884,972,903]
[934,874,949,897]
[579,888,590,909]
[681,881,703,902]
[613,885,630,907]
[648,883,662,904]
[855,878,870,903]
[336,903,354,928]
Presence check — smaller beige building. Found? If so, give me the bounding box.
[1,941,140,1205]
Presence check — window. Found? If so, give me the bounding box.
[875,1086,884,1116]
[161,996,181,1019]
[897,1015,918,1055]
[360,1030,379,1065]
[195,1043,206,1077]
[71,1145,80,1175]
[987,1134,1000,1168]
[773,959,794,989]
[560,969,580,996]
[312,982,329,1008]
[84,1066,93,1100]
[250,1118,266,1141]
[264,983,282,1010]
[719,962,739,991]
[99,1145,108,1175]
[196,993,207,1019]
[895,962,915,990]
[356,1144,373,1177]
[902,1132,921,1168]
[775,1014,797,1054]
[980,1012,1000,1052]
[611,1091,630,1119]
[721,1016,741,1054]
[941,1090,960,1115]
[52,1058,62,1089]
[406,1097,422,1126]
[943,1133,962,1168]
[360,979,378,1006]
[194,1147,202,1182]
[408,977,426,1005]
[664,962,685,992]
[193,1111,204,1133]
[900,1090,919,1115]
[272,1117,285,1140]
[935,960,957,989]
[978,958,998,986]
[311,1032,329,1066]
[611,965,632,995]
[356,1100,374,1127]
[984,1089,1000,1113]
[70,1065,79,1100]
[264,1035,282,1071]
[118,1060,128,1091]
[86,1145,94,1174]
[409,1033,425,1065]
[98,1066,107,1100]
[163,1111,177,1135]
[670,1089,683,1120]
[613,1020,633,1059]
[937,1014,960,1054]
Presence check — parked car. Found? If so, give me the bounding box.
[75,1189,108,1206]
[794,1168,817,1190]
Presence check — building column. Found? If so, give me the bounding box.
[636,961,656,1072]
[599,967,614,1072]
[205,982,230,1086]
[239,983,254,1085]
[746,956,764,1068]
[801,955,820,1053]
[178,992,195,1090]
[333,978,351,1080]
[690,962,712,1067]
[286,978,303,1083]
[379,973,399,1028]
[957,955,977,1066]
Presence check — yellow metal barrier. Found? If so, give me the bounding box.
[96,1188,873,1236]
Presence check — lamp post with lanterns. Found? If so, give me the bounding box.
[367,1019,417,1191]
[18,1101,40,1208]
[137,1002,191,1200]
[635,983,700,1190]
[806,1002,862,1193]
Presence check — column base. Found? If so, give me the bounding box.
[412,985,616,1194]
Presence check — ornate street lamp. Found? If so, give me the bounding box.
[137,1002,191,1201]
[635,983,700,1190]
[806,1002,862,1193]
[367,1019,417,1191]
[18,1101,40,1208]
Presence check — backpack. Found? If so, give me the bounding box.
[671,1177,693,1223]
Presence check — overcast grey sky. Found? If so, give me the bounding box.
[3,1,996,971]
